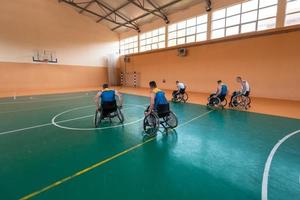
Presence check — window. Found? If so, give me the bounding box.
[120,36,138,55]
[140,27,165,52]
[285,0,300,26]
[168,14,208,47]
[211,0,278,39]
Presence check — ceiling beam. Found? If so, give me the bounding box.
[96,1,131,23]
[94,0,139,30]
[127,0,167,22]
[60,0,139,31]
[145,0,169,23]
[205,0,212,11]
[112,0,182,31]
[79,0,95,13]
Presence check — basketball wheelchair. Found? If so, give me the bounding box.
[207,94,228,109]
[143,104,178,136]
[94,100,124,127]
[230,94,251,110]
[172,89,188,103]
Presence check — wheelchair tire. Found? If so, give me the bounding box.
[116,108,124,123]
[172,97,180,103]
[182,93,188,103]
[165,111,178,128]
[94,110,101,128]
[143,113,160,136]
[221,98,227,107]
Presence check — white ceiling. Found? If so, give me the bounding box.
[60,0,209,32]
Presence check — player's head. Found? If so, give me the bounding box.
[217,80,222,84]
[176,80,179,84]
[102,83,109,89]
[149,81,157,89]
[236,76,242,83]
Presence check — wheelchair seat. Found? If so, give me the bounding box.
[156,104,170,118]
[101,101,117,116]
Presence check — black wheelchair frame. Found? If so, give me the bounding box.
[172,90,188,103]
[143,104,178,136]
[230,94,251,110]
[207,95,228,109]
[94,101,124,127]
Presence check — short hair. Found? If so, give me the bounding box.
[236,76,242,80]
[149,81,157,88]
[102,83,109,89]
[176,80,179,83]
[217,80,222,84]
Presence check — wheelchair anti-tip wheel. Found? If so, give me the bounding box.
[143,113,160,136]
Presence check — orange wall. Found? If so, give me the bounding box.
[122,29,300,101]
[0,62,107,97]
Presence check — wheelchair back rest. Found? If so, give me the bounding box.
[180,88,186,94]
[101,101,117,114]
[156,104,170,118]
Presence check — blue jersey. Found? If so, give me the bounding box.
[220,84,228,96]
[100,89,115,103]
[153,88,168,109]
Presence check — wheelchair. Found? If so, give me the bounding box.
[230,94,251,110]
[207,94,227,109]
[172,90,188,103]
[143,104,178,136]
[94,100,124,127]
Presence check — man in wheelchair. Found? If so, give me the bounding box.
[172,81,188,103]
[207,80,228,107]
[229,76,251,109]
[172,81,186,99]
[144,81,178,135]
[94,84,123,127]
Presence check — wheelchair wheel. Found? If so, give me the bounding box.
[116,108,124,123]
[94,110,101,128]
[164,111,178,128]
[172,96,180,103]
[221,98,227,107]
[231,96,240,108]
[143,113,160,136]
[182,93,188,102]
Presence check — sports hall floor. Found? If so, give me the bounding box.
[0,90,299,200]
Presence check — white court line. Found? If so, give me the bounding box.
[0,104,79,114]
[176,110,214,129]
[0,95,89,105]
[261,129,300,200]
[51,105,146,131]
[0,104,142,136]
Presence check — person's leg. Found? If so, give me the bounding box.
[172,90,179,98]
[218,95,225,102]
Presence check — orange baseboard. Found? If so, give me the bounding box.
[117,86,300,119]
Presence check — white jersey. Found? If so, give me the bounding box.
[177,82,185,90]
[241,80,250,94]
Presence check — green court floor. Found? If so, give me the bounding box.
[0,92,299,200]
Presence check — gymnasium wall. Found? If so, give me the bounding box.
[121,28,300,101]
[0,0,119,97]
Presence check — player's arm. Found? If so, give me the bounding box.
[94,92,101,110]
[115,91,123,107]
[146,92,155,115]
[215,85,221,97]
